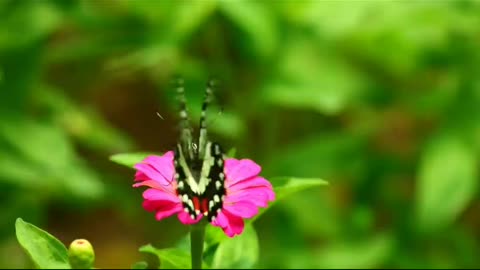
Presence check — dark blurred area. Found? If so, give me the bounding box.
[2,0,480,268]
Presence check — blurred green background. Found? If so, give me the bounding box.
[2,0,480,268]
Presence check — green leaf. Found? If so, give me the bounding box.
[33,85,134,153]
[15,218,71,269]
[219,0,277,59]
[211,224,259,269]
[262,40,366,115]
[110,152,161,168]
[248,177,329,223]
[226,147,237,159]
[170,0,217,42]
[131,261,148,269]
[272,177,329,201]
[316,233,394,268]
[416,134,478,232]
[139,244,208,269]
[0,116,104,200]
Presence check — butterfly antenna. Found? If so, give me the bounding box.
[198,78,216,156]
[174,76,194,160]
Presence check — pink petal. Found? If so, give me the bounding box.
[134,171,150,182]
[223,210,245,237]
[228,176,272,192]
[142,188,179,202]
[224,158,261,186]
[223,201,258,218]
[225,187,273,207]
[133,151,175,186]
[133,180,165,189]
[177,211,203,225]
[211,210,229,228]
[144,152,175,177]
[142,200,178,212]
[211,210,245,237]
[155,203,183,221]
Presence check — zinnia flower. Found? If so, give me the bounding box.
[133,151,275,237]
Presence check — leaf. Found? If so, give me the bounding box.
[272,177,329,201]
[265,132,367,179]
[15,218,70,269]
[0,117,74,173]
[33,85,135,153]
[0,117,104,200]
[211,224,259,269]
[139,244,208,269]
[131,261,148,269]
[248,177,329,223]
[416,134,478,232]
[170,0,217,42]
[262,40,366,115]
[61,161,105,200]
[219,0,277,59]
[226,147,237,159]
[110,152,161,168]
[316,233,394,269]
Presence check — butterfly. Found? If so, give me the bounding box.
[172,77,226,222]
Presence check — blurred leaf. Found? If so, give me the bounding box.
[226,147,237,158]
[316,233,394,268]
[305,1,375,39]
[272,177,329,200]
[211,224,259,269]
[249,177,328,223]
[205,225,228,249]
[170,0,217,42]
[34,85,134,153]
[15,218,70,269]
[0,151,43,186]
[282,189,340,237]
[219,0,277,59]
[416,134,478,232]
[209,111,246,140]
[61,160,104,200]
[139,244,207,269]
[0,117,72,173]
[0,42,43,111]
[0,1,61,51]
[110,152,161,168]
[265,132,366,179]
[131,261,148,269]
[263,40,366,115]
[0,116,104,200]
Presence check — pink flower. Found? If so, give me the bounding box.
[133,151,275,237]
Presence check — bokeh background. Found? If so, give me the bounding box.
[2,0,480,268]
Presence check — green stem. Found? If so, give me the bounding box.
[190,223,206,269]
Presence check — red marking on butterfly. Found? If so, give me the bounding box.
[192,196,209,215]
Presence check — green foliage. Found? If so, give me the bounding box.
[139,245,206,269]
[3,0,480,268]
[131,261,148,269]
[416,134,478,232]
[15,218,70,269]
[211,224,258,269]
[315,233,394,269]
[250,177,328,223]
[110,152,161,168]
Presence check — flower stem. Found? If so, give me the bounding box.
[190,223,206,269]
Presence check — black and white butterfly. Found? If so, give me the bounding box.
[172,77,226,222]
